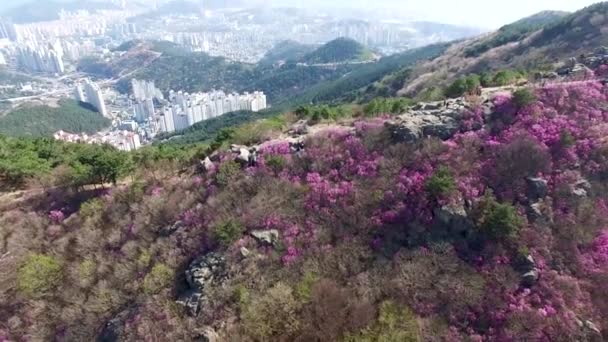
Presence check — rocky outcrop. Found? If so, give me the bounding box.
[230,144,258,167]
[200,157,215,172]
[520,254,540,288]
[571,178,591,198]
[288,120,309,135]
[433,203,474,240]
[97,309,133,342]
[159,220,184,236]
[176,253,227,316]
[385,100,467,143]
[576,318,603,337]
[250,229,280,245]
[194,327,221,342]
[524,177,552,224]
[526,177,548,202]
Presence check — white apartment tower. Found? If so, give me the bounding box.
[75,80,109,118]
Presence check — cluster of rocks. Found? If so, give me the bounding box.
[571,178,591,198]
[176,252,227,316]
[230,144,259,167]
[520,254,540,288]
[580,46,608,69]
[98,309,133,342]
[250,229,280,245]
[385,98,480,143]
[432,202,474,241]
[524,177,549,224]
[556,56,595,77]
[576,318,602,337]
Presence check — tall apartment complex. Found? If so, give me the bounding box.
[73,79,109,118]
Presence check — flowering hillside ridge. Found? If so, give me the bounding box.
[2,80,608,341]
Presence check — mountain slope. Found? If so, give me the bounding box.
[0,100,110,137]
[2,79,608,340]
[398,3,608,96]
[464,11,569,57]
[296,42,451,104]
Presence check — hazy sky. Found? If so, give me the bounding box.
[283,0,600,28]
[1,0,602,29]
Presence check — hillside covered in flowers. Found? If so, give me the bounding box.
[2,79,608,341]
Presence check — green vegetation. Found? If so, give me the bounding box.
[116,52,254,94]
[0,70,36,85]
[143,264,174,294]
[78,259,97,287]
[445,74,480,98]
[242,283,301,340]
[532,3,608,50]
[18,254,63,297]
[512,88,537,107]
[300,37,373,64]
[265,155,287,174]
[0,100,110,137]
[363,97,414,116]
[445,70,527,98]
[344,301,419,342]
[475,192,524,241]
[295,272,320,302]
[0,134,200,189]
[425,167,456,198]
[465,11,568,57]
[259,40,316,66]
[298,43,450,104]
[216,161,242,187]
[230,116,287,146]
[212,219,245,247]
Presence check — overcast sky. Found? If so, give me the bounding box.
[282,0,600,28]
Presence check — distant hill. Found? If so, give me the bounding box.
[99,40,358,103]
[299,38,374,64]
[2,0,119,23]
[0,100,110,137]
[395,3,608,96]
[294,42,451,105]
[464,11,569,57]
[259,40,316,66]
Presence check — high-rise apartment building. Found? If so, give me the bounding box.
[74,79,109,118]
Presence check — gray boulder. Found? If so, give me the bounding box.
[196,327,220,342]
[584,320,602,335]
[250,229,280,245]
[235,148,251,164]
[386,110,461,143]
[421,116,460,140]
[433,204,474,239]
[289,120,309,135]
[159,220,184,236]
[520,254,540,288]
[522,269,539,287]
[202,157,214,171]
[186,253,226,290]
[240,247,251,257]
[571,179,591,198]
[386,121,423,143]
[177,253,227,316]
[525,202,544,223]
[176,290,203,316]
[526,177,548,202]
[98,309,132,342]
